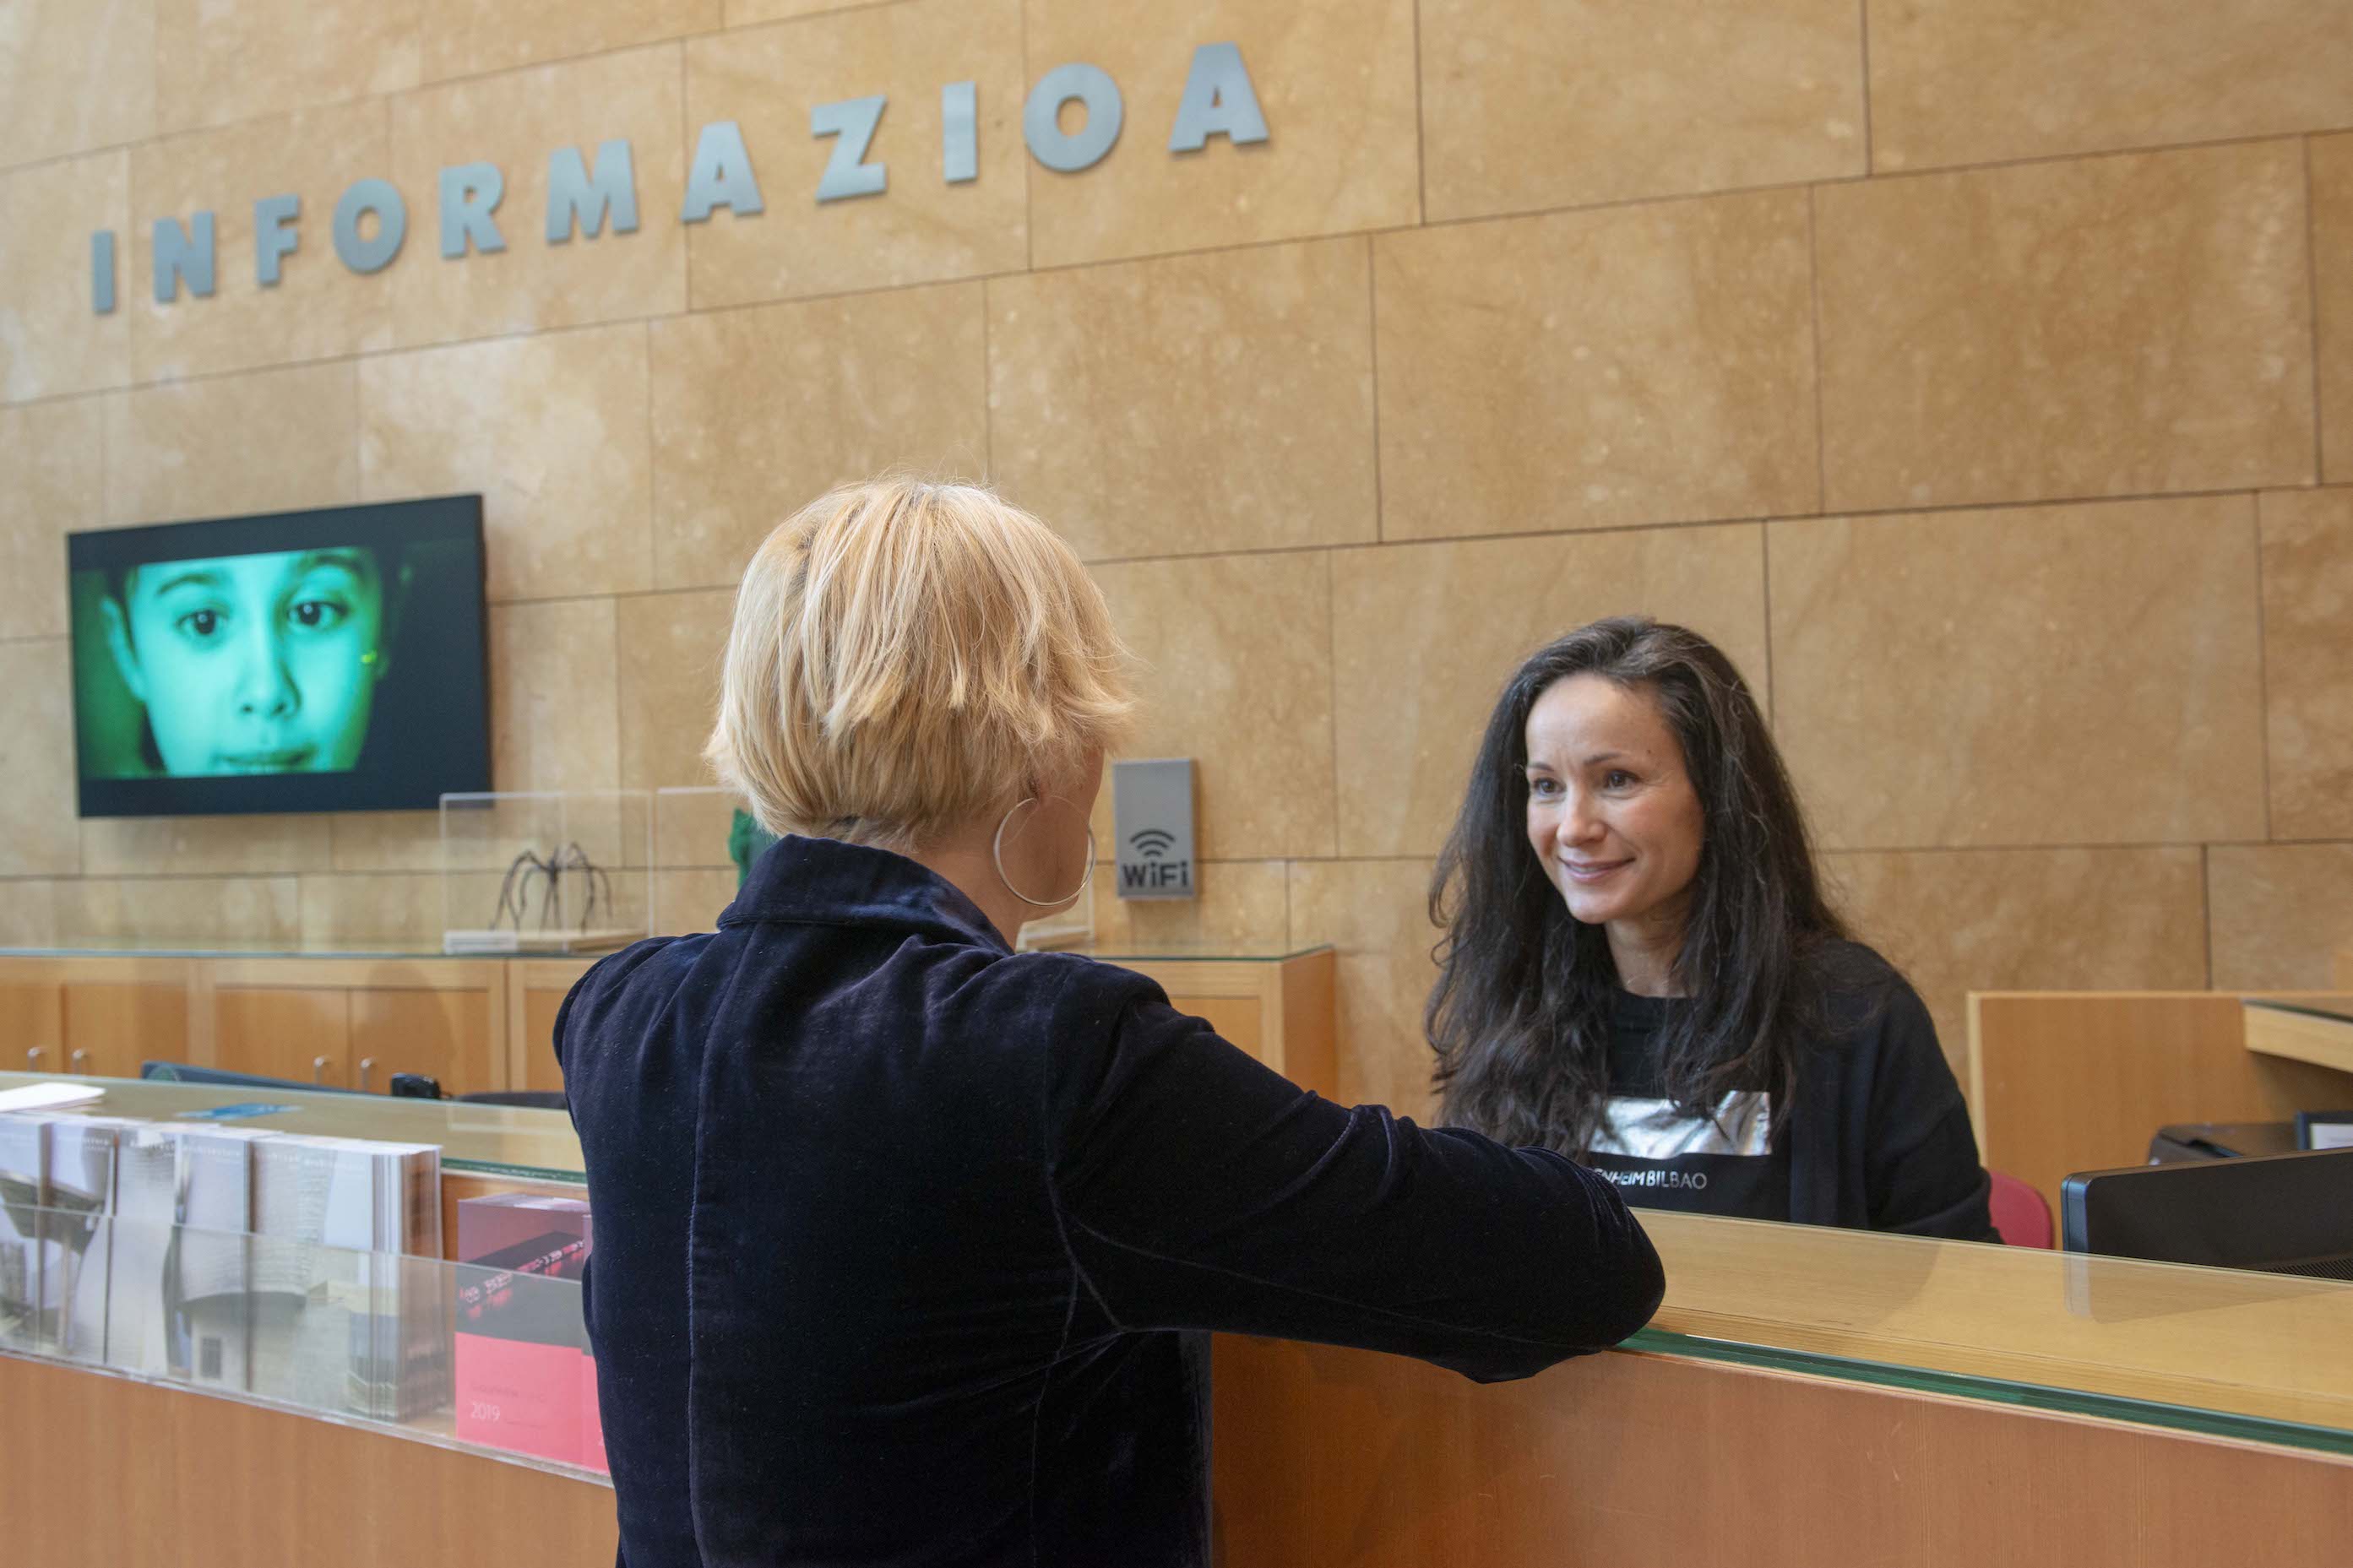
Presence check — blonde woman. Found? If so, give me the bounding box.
[557,480,1663,1568]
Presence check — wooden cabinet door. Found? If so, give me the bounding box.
[213,989,352,1088]
[1,983,65,1075]
[62,983,189,1080]
[350,988,496,1097]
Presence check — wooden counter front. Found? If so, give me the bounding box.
[1210,1335,2353,1567]
[4,1353,616,1567]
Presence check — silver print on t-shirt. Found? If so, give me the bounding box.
[1590,1091,1773,1160]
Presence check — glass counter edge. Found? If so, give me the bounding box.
[1622,1327,2353,1458]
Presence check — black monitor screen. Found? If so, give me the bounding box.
[68,496,491,817]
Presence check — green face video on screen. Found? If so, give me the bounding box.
[80,547,391,779]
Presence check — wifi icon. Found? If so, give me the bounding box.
[1129,828,1177,860]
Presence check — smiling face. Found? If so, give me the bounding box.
[1522,673,1706,949]
[103,548,388,776]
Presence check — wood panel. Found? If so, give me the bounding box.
[1970,991,2353,1210]
[62,982,189,1079]
[1175,995,1265,1055]
[0,981,65,1071]
[351,987,498,1096]
[1209,1334,2353,1568]
[213,989,351,1088]
[2245,998,2353,1075]
[5,1353,616,1568]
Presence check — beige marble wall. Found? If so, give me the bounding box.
[1,0,2349,1104]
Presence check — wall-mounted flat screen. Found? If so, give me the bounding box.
[68,496,491,818]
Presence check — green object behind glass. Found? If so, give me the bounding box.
[730,810,780,886]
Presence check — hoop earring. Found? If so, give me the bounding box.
[992,797,1095,909]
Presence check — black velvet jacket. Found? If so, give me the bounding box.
[557,836,1665,1568]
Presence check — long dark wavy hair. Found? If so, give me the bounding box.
[1426,617,1850,1157]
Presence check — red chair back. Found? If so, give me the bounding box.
[1987,1169,2053,1248]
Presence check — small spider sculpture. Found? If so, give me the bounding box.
[491,842,616,935]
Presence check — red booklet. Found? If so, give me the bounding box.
[453,1194,599,1468]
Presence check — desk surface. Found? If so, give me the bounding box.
[6,1069,2348,1457]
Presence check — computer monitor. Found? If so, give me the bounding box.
[2061,1148,2353,1280]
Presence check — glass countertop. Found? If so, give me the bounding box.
[0,1071,588,1183]
[6,1070,2345,1456]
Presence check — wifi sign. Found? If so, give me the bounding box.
[1111,758,1197,902]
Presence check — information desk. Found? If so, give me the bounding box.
[0,942,1336,1101]
[4,1074,2348,1565]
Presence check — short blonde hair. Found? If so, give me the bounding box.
[705,478,1133,852]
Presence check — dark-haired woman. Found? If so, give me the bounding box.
[1427,616,1997,1239]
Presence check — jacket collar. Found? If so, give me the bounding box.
[718,833,1011,954]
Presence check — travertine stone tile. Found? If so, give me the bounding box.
[1420,0,1865,220]
[1090,552,1334,860]
[2314,134,2353,486]
[0,881,61,946]
[421,0,723,82]
[1024,0,1421,268]
[487,600,623,802]
[683,0,1028,308]
[154,0,420,134]
[1084,859,1291,954]
[81,815,334,876]
[652,788,745,872]
[1868,0,2353,171]
[297,872,444,949]
[1817,142,2315,513]
[0,152,132,402]
[2207,844,2353,992]
[990,240,1377,561]
[1771,497,2267,849]
[725,0,861,25]
[2259,488,2353,839]
[328,811,443,874]
[1825,847,2209,1075]
[129,99,396,383]
[1376,192,1818,540]
[489,599,621,793]
[358,323,655,601]
[105,362,360,526]
[0,0,156,170]
[1285,859,1440,1120]
[650,284,987,590]
[654,867,740,936]
[617,591,731,792]
[54,876,302,946]
[1332,525,1769,858]
[0,641,79,876]
[0,399,103,640]
[389,46,688,348]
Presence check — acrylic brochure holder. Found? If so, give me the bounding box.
[1,1202,607,1478]
[438,791,653,956]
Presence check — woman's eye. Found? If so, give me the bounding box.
[176,608,222,640]
[1528,777,1561,799]
[289,599,347,631]
[1603,770,1636,789]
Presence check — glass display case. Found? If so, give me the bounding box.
[438,790,653,955]
[5,1068,2349,1465]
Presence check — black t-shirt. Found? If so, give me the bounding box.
[1570,946,1997,1241]
[1584,990,1792,1221]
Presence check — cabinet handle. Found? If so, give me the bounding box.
[312,1055,331,1085]
[69,1050,89,1074]
[25,1047,45,1071]
[359,1057,377,1093]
